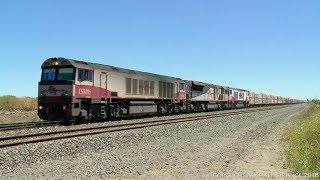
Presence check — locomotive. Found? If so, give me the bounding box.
[38,57,302,122]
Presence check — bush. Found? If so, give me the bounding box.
[0,95,18,111]
[20,97,38,111]
[0,95,37,111]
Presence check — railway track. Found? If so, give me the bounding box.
[0,106,281,132]
[0,105,289,149]
[0,121,62,131]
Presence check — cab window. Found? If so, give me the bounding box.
[179,83,185,91]
[192,85,203,91]
[42,68,56,81]
[78,69,93,81]
[57,68,74,80]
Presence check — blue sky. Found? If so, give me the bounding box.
[0,0,319,99]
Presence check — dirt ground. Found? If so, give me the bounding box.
[0,110,40,124]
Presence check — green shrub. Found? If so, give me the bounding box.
[311,99,320,105]
[285,103,320,177]
[0,95,19,111]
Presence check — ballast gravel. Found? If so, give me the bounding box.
[0,104,306,179]
[0,106,285,138]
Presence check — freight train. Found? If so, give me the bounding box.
[38,57,303,122]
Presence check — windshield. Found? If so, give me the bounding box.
[42,68,74,81]
[42,68,56,81]
[57,68,74,80]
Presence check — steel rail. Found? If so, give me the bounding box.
[0,121,62,131]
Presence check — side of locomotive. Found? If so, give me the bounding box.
[38,57,187,122]
[92,63,187,117]
[184,81,228,111]
[183,81,252,110]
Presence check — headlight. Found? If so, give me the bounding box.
[63,105,68,111]
[52,61,59,65]
[61,91,69,96]
[40,91,45,97]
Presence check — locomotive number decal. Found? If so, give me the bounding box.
[79,88,92,95]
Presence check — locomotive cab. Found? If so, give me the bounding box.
[38,58,76,121]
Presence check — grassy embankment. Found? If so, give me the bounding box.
[0,95,37,111]
[285,100,320,177]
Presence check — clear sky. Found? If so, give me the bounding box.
[0,0,319,100]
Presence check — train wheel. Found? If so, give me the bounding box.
[167,104,174,114]
[158,104,167,115]
[62,119,71,126]
[75,117,85,124]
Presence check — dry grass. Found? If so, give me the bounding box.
[0,95,37,111]
[285,101,320,178]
